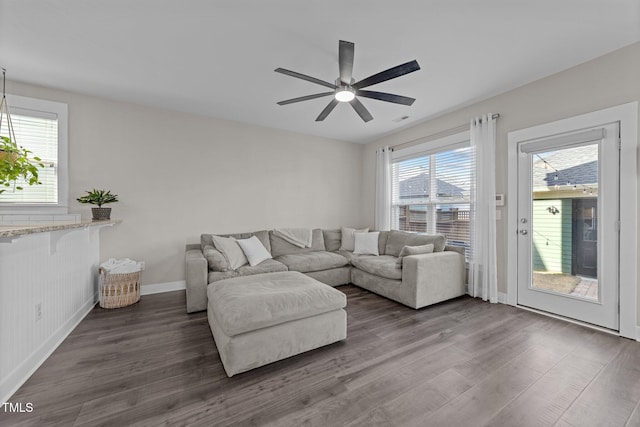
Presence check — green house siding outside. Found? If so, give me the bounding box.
[532,199,572,273]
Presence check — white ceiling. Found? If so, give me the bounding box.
[1,1,638,144]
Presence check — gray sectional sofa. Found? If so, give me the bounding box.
[185,228,466,313]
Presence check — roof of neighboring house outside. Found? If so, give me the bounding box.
[399,172,465,199]
[533,144,598,191]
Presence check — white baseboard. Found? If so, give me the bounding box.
[464,285,508,304]
[636,326,640,342]
[141,280,186,295]
[1,295,98,403]
[497,292,508,304]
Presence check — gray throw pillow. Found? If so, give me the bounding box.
[396,243,435,268]
[203,245,230,271]
[212,235,248,270]
[322,229,342,252]
[385,230,446,256]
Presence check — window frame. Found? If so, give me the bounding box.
[0,94,68,214]
[391,130,473,256]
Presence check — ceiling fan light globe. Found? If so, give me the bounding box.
[335,88,355,102]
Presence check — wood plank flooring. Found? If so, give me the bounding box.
[3,286,640,427]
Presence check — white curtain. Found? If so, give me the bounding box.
[375,146,392,231]
[469,114,498,302]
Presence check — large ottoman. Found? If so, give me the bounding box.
[207,271,347,377]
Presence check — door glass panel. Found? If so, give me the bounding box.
[530,143,599,301]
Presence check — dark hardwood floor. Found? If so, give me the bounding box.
[3,286,640,426]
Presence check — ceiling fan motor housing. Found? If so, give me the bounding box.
[334,78,355,102]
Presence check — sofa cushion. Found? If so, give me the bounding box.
[396,243,435,268]
[377,231,389,256]
[351,255,402,280]
[208,271,347,336]
[269,229,326,257]
[208,259,288,283]
[385,230,446,257]
[275,251,348,273]
[334,250,361,264]
[322,229,342,252]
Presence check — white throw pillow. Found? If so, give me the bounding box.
[354,232,380,256]
[237,235,272,266]
[212,235,248,270]
[339,226,369,251]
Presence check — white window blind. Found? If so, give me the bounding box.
[0,94,67,213]
[391,140,475,258]
[0,106,59,205]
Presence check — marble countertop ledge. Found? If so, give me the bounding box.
[0,219,122,238]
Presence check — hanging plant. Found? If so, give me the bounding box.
[0,135,44,195]
[0,68,44,195]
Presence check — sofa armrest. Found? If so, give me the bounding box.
[402,251,466,308]
[185,246,208,313]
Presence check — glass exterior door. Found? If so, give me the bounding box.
[517,124,619,330]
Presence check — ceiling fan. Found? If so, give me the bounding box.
[275,40,420,123]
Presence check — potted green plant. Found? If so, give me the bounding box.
[0,136,44,195]
[77,189,119,221]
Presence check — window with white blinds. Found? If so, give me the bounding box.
[0,95,67,210]
[391,133,474,258]
[1,110,58,203]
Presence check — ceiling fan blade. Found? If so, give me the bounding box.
[274,68,337,89]
[350,98,373,122]
[277,92,334,105]
[353,60,420,89]
[339,40,354,85]
[316,99,339,121]
[355,90,416,106]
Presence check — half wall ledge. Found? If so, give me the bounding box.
[0,219,121,242]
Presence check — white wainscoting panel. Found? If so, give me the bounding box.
[0,225,107,402]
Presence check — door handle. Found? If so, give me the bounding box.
[519,229,528,235]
